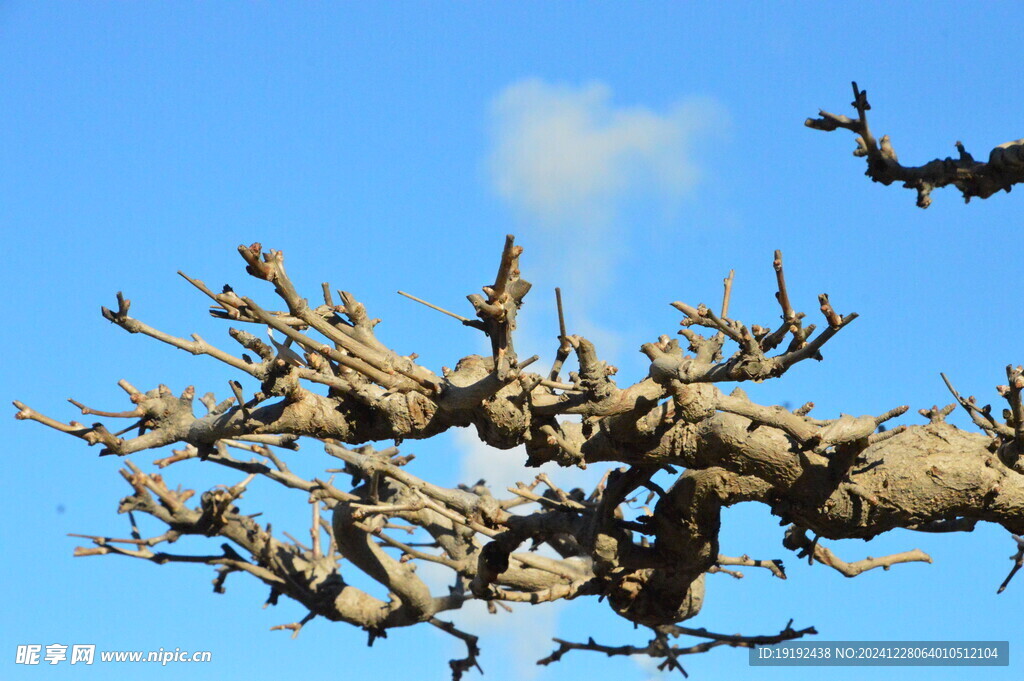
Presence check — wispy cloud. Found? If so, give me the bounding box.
[489,79,720,225]
[487,80,725,357]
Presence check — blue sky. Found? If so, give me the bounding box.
[2,3,1022,680]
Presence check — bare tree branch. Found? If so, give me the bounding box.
[14,236,1024,678]
[808,81,1024,207]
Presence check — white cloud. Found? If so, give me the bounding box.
[486,79,725,366]
[489,79,720,224]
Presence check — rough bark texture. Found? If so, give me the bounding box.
[808,82,1024,207]
[14,237,1023,677]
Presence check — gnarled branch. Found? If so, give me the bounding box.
[807,81,1024,207]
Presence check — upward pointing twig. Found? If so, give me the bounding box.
[713,269,735,346]
[757,249,806,353]
[773,251,795,325]
[721,270,735,319]
[491,234,518,299]
[549,287,572,381]
[466,234,532,380]
[1004,364,1024,450]
[556,288,567,338]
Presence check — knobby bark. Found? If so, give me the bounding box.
[808,82,1024,207]
[14,237,1023,677]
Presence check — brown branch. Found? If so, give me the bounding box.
[997,535,1024,594]
[539,621,816,669]
[942,372,1013,439]
[783,527,932,577]
[13,237,1024,679]
[270,612,316,639]
[99,292,258,375]
[716,554,786,580]
[807,81,1024,207]
[466,234,533,379]
[548,287,572,381]
[656,252,856,385]
[1001,365,1024,450]
[430,618,483,681]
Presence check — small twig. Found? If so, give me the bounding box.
[941,372,1013,438]
[310,501,322,558]
[549,287,572,381]
[1003,365,1024,448]
[270,612,317,639]
[773,250,796,325]
[429,618,483,681]
[397,290,481,328]
[784,526,931,577]
[997,535,1024,594]
[67,399,143,419]
[717,554,786,580]
[720,269,735,318]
